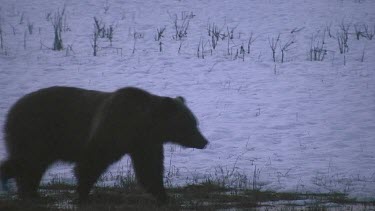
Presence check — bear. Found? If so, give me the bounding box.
[0,86,208,203]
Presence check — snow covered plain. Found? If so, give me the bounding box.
[0,0,374,200]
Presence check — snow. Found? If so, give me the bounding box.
[0,0,374,200]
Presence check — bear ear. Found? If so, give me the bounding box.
[175,96,185,104]
[160,97,179,114]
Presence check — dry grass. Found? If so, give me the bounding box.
[1,181,374,211]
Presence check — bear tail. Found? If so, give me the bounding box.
[0,159,16,192]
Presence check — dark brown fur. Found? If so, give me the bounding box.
[0,86,208,203]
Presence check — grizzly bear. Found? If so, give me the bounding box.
[0,86,208,203]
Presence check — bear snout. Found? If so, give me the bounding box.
[196,142,208,149]
[193,133,209,149]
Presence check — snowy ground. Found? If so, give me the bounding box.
[0,0,374,200]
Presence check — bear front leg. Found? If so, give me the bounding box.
[12,158,50,199]
[131,144,167,204]
[0,159,15,192]
[75,158,110,202]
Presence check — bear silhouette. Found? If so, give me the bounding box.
[0,86,208,203]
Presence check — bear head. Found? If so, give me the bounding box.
[156,96,208,149]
